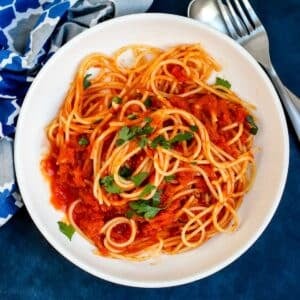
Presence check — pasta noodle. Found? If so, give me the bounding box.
[41,44,258,260]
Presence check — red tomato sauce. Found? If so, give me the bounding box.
[42,92,251,254]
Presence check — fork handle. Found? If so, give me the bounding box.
[267,67,300,141]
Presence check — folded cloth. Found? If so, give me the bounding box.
[0,0,153,227]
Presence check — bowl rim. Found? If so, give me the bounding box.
[14,12,289,288]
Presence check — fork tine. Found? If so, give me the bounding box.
[224,0,248,36]
[216,0,239,39]
[241,0,262,28]
[233,0,255,32]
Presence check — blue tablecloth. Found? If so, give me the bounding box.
[0,0,299,298]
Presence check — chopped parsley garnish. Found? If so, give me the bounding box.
[100,175,122,194]
[119,166,133,178]
[138,136,148,148]
[112,96,122,104]
[169,131,194,144]
[246,115,258,135]
[58,221,75,241]
[151,132,194,149]
[131,172,149,187]
[144,117,152,124]
[151,190,161,207]
[127,113,137,120]
[138,123,154,135]
[116,124,154,146]
[190,125,198,132]
[83,74,92,89]
[139,184,156,198]
[144,97,152,108]
[215,77,231,89]
[125,209,135,218]
[165,174,175,182]
[116,126,137,145]
[78,136,89,146]
[125,188,162,219]
[151,135,171,149]
[129,199,161,219]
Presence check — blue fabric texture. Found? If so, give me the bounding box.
[0,0,299,299]
[0,0,152,226]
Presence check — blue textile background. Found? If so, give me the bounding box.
[0,0,299,299]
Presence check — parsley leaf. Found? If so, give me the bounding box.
[117,125,153,146]
[112,96,122,104]
[190,125,198,132]
[138,136,148,148]
[215,77,231,89]
[144,97,152,108]
[165,174,175,182]
[116,126,137,145]
[170,132,194,144]
[125,209,135,218]
[144,117,152,124]
[246,115,258,135]
[119,166,133,178]
[131,172,149,187]
[138,123,154,135]
[127,113,137,120]
[151,190,161,207]
[139,184,156,198]
[100,175,122,194]
[78,136,89,146]
[151,135,171,149]
[83,74,92,89]
[58,221,75,241]
[116,139,125,146]
[129,200,161,219]
[144,208,161,219]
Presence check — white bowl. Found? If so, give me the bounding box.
[14,13,289,288]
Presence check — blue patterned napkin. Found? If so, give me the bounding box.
[0,0,153,226]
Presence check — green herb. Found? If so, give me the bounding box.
[125,209,135,218]
[165,174,175,182]
[112,96,122,104]
[78,136,89,146]
[139,184,156,198]
[151,190,161,207]
[58,221,75,241]
[138,124,154,135]
[116,126,137,145]
[131,172,149,187]
[127,113,137,120]
[144,97,152,108]
[246,115,258,135]
[151,135,171,149]
[100,175,122,194]
[119,166,133,178]
[116,124,154,146]
[138,136,148,148]
[116,139,125,146]
[215,77,231,89]
[190,125,198,132]
[144,117,152,124]
[129,200,161,219]
[118,126,135,140]
[83,74,92,89]
[191,161,197,165]
[170,132,194,144]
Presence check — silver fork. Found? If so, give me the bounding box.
[217,0,300,140]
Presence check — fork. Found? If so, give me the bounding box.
[217,0,300,140]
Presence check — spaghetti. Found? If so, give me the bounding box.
[42,44,258,260]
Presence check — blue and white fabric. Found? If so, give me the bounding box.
[0,0,153,226]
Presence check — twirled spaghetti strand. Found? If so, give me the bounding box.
[42,44,257,260]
